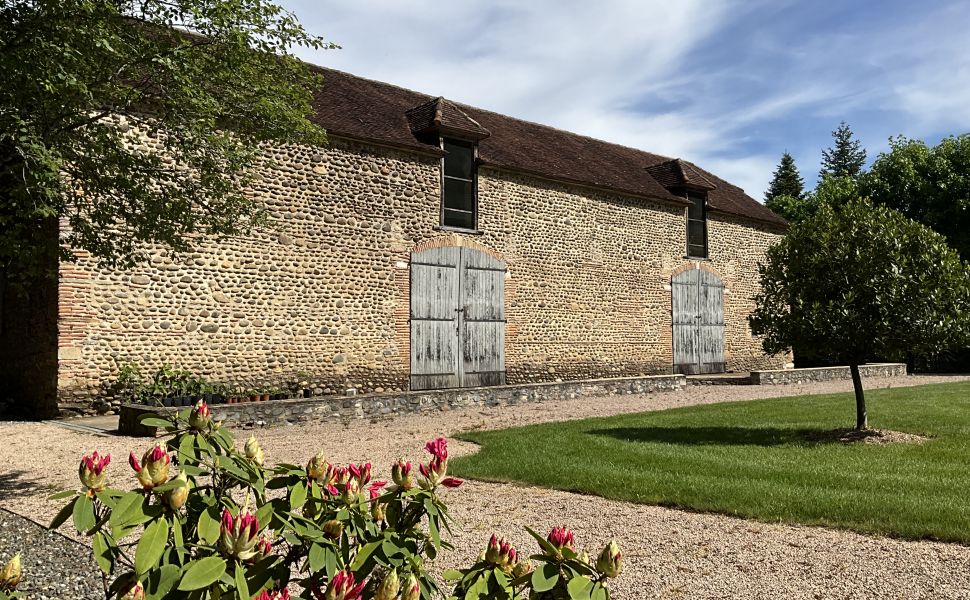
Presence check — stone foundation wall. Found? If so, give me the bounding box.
[57,137,785,412]
[750,363,907,385]
[119,373,686,435]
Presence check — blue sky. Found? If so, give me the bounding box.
[279,0,970,200]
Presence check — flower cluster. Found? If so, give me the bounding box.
[244,435,265,466]
[417,437,463,489]
[219,509,262,561]
[313,570,365,600]
[546,525,576,552]
[128,444,170,490]
[484,534,530,576]
[78,452,111,493]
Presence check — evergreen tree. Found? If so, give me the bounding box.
[819,121,867,179]
[765,151,805,202]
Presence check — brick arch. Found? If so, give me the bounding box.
[669,260,728,289]
[411,234,506,265]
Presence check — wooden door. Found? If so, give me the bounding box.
[410,247,506,390]
[672,269,725,374]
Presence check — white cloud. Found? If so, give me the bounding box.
[279,0,970,199]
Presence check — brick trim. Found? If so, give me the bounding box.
[411,234,507,263]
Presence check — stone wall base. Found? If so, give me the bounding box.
[750,363,907,385]
[120,373,686,436]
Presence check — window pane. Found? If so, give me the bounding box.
[444,141,474,179]
[688,220,706,247]
[688,243,707,258]
[444,178,474,212]
[443,208,475,230]
[687,194,705,220]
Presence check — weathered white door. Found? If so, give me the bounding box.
[672,269,725,374]
[410,247,506,390]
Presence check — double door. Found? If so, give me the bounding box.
[409,247,506,390]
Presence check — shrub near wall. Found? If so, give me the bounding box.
[48,401,623,599]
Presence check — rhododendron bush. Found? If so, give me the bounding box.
[48,402,622,599]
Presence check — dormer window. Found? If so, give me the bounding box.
[686,191,708,259]
[441,139,477,230]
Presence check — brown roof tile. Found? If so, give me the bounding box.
[308,66,786,228]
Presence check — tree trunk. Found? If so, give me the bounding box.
[850,362,867,431]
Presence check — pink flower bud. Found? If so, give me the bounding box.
[318,570,366,600]
[440,477,463,488]
[129,445,170,490]
[188,400,211,430]
[219,509,261,560]
[254,590,290,600]
[546,526,576,552]
[425,437,448,462]
[368,480,387,501]
[117,580,145,600]
[400,572,420,600]
[595,540,622,578]
[78,451,111,493]
[391,458,413,490]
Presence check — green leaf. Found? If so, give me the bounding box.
[289,480,307,510]
[49,496,78,530]
[234,564,249,600]
[48,489,78,500]
[147,563,181,600]
[198,506,221,545]
[566,575,593,600]
[139,416,173,428]
[72,492,96,533]
[308,543,327,573]
[135,518,169,575]
[350,540,382,571]
[92,532,113,574]
[177,556,227,591]
[531,563,560,593]
[110,492,148,537]
[442,569,463,581]
[591,583,609,600]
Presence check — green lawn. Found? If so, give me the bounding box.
[451,382,970,543]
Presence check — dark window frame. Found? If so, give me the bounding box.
[686,191,708,259]
[439,138,478,231]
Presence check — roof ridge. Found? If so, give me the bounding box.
[308,64,676,164]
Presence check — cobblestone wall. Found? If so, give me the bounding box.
[57,138,786,412]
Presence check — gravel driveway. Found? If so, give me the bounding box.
[3,375,970,599]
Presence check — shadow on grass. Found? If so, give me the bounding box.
[589,426,876,447]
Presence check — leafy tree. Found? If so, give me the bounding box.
[0,0,334,284]
[862,134,970,259]
[765,151,805,203]
[750,200,970,430]
[765,173,857,225]
[819,121,867,180]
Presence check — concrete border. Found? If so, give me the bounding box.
[119,373,686,436]
[750,363,907,385]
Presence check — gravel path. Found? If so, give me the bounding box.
[0,508,101,599]
[3,375,970,598]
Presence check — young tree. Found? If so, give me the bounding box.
[765,151,805,203]
[862,134,970,260]
[0,0,334,284]
[819,121,867,180]
[750,200,970,430]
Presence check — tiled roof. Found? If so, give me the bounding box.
[308,66,786,228]
[405,97,490,140]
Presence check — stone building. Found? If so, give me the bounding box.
[2,67,788,414]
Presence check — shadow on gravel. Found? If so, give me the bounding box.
[0,469,50,501]
[589,426,893,447]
